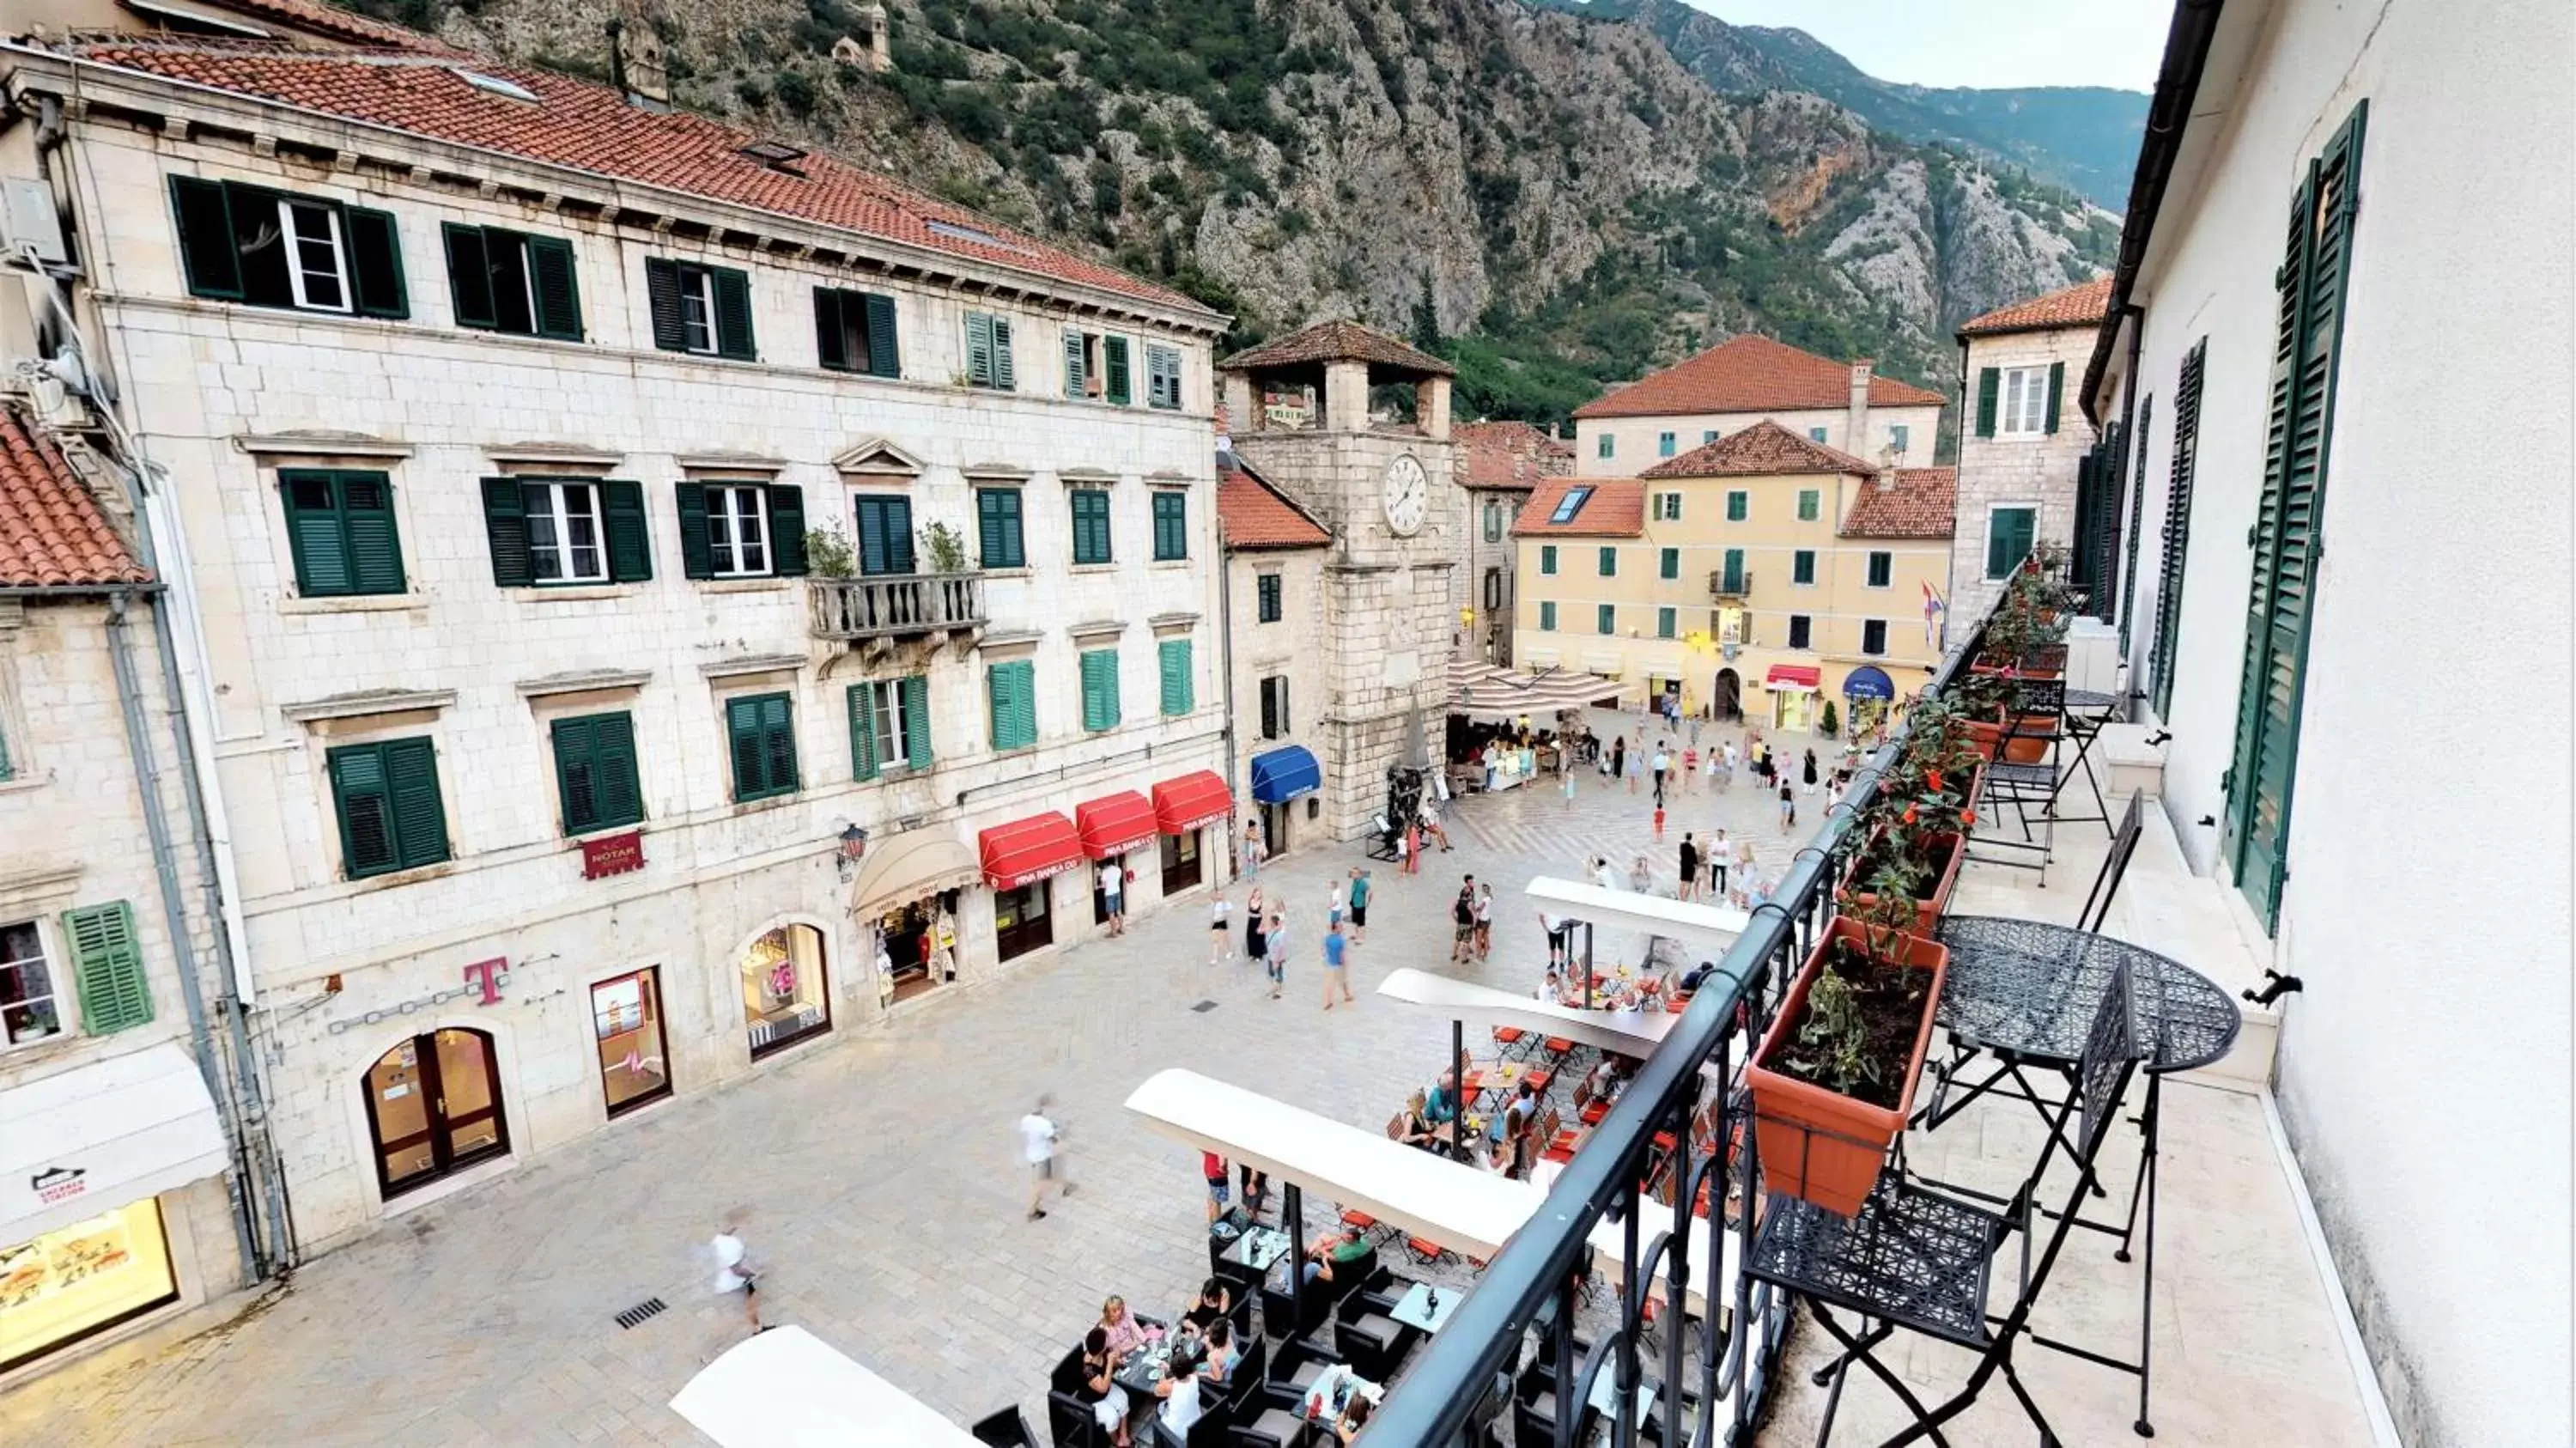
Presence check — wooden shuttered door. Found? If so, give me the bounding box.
[1103,336,1133,405]
[988,660,1037,750]
[1078,648,1121,732]
[726,693,799,801]
[2117,395,2154,653]
[64,902,152,1037]
[902,677,931,769]
[847,684,878,781]
[2224,101,2366,932]
[552,712,641,835]
[854,495,914,575]
[1159,638,1194,715]
[330,738,450,878]
[1070,490,1112,564]
[816,289,901,377]
[976,489,1024,568]
[711,267,756,359]
[766,484,809,576]
[2150,350,2204,719]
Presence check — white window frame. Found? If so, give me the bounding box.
[279,198,352,313]
[526,479,610,585]
[1595,433,1614,460]
[1701,429,1718,445]
[859,679,913,772]
[1482,499,1504,543]
[1653,491,1681,521]
[0,916,65,1049]
[1866,550,1893,588]
[1999,367,2048,436]
[707,484,772,578]
[1888,423,1911,456]
[1146,344,1183,411]
[1792,549,1818,587]
[1862,618,1888,656]
[678,268,718,355]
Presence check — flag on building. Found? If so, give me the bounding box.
[1921,581,1947,649]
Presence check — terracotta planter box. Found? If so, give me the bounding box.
[1838,829,1966,937]
[1747,919,1949,1218]
[1962,716,2004,761]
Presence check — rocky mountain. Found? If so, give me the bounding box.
[343,0,2118,438]
[1536,0,2149,208]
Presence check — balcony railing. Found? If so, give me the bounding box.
[1366,612,1996,1446]
[806,573,987,642]
[1709,568,1753,599]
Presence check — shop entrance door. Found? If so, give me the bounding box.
[1713,669,1741,721]
[1259,800,1291,859]
[363,1028,508,1198]
[1774,688,1814,733]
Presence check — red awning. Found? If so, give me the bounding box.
[977,812,1082,891]
[1765,665,1822,689]
[1151,770,1235,835]
[1074,792,1158,861]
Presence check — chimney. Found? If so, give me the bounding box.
[1874,465,1896,493]
[611,1,670,108]
[1846,359,1872,458]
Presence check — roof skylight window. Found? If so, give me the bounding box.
[1548,486,1595,525]
[927,219,1028,253]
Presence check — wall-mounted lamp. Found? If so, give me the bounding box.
[836,822,870,880]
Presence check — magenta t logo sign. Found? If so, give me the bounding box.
[462,958,507,1006]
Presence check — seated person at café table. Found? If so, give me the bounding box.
[1424,1070,1461,1126]
[1300,1226,1375,1286]
[1300,1362,1383,1424]
[1099,1295,1150,1355]
[1199,1319,1242,1384]
[1393,1089,1437,1150]
[1333,1395,1376,1445]
[1179,1277,1233,1333]
[1155,1347,1206,1435]
[1076,1327,1133,1447]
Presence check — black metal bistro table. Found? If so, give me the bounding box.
[1923,915,2241,1435]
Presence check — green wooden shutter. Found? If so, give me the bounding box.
[2149,362,2200,720]
[329,744,397,876]
[600,479,653,582]
[1658,547,1678,581]
[1598,546,1616,577]
[1974,367,2000,438]
[1103,336,1132,405]
[344,207,409,319]
[990,318,1016,390]
[1722,548,1744,592]
[1985,510,2034,579]
[1153,492,1187,560]
[2119,395,2154,653]
[2044,361,2065,435]
[989,660,1036,750]
[1596,604,1614,635]
[762,695,798,793]
[726,696,766,798]
[384,737,450,868]
[674,482,714,580]
[1539,601,1555,630]
[1657,606,1675,639]
[1727,490,1747,522]
[592,711,640,827]
[1070,490,1108,564]
[847,684,878,781]
[1080,649,1121,732]
[280,472,352,595]
[645,258,687,350]
[64,902,151,1036]
[552,714,602,831]
[339,472,405,594]
[2226,104,2366,929]
[526,234,582,340]
[766,484,809,576]
[711,266,756,359]
[169,176,245,300]
[814,289,849,371]
[978,489,1022,568]
[902,676,932,768]
[1159,638,1193,715]
[1540,545,1556,575]
[1064,331,1087,398]
[479,478,533,587]
[864,293,900,378]
[443,222,499,328]
[965,313,994,386]
[556,713,639,831]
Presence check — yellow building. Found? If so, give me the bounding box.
[1511,421,1955,735]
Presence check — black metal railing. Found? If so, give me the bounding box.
[1707,568,1753,599]
[1364,614,1995,1447]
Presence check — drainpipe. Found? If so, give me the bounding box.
[1216,538,1242,879]
[105,590,264,1281]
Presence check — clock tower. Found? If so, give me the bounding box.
[1219,321,1461,843]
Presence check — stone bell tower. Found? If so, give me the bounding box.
[1219,321,1460,842]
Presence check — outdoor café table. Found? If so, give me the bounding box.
[1923,913,2243,1431]
[1220,1226,1293,1275]
[1388,1281,1459,1335]
[1112,1334,1177,1397]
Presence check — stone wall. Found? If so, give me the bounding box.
[1947,326,2097,623]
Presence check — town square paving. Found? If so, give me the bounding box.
[2,718,1798,1447]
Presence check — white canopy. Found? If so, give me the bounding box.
[1376,968,1674,1058]
[1525,877,1750,961]
[669,1325,981,1447]
[0,1042,228,1242]
[1123,1068,1731,1315]
[1447,656,1621,720]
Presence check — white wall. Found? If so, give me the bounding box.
[2112,3,2572,1443]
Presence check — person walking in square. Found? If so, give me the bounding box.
[1021,1098,1072,1220]
[1721,737,1738,792]
[1802,747,1820,797]
[1680,743,1698,794]
[1264,904,1288,999]
[1650,742,1670,808]
[709,1216,763,1335]
[1707,828,1730,897]
[1608,733,1626,790]
[1209,887,1234,964]
[1778,778,1797,832]
[1450,877,1479,963]
[1321,917,1355,1009]
[1678,832,1700,902]
[1473,879,1495,959]
[1625,740,1644,795]
[1346,867,1372,944]
[1562,759,1578,811]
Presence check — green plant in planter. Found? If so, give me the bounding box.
[1820,698,1839,737]
[918,521,969,573]
[1789,967,1877,1096]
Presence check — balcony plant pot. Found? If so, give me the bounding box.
[1838,828,1966,937]
[1747,918,1948,1218]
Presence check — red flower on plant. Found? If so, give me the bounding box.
[1902,805,1918,825]
[1959,809,1978,826]
[1925,770,1944,793]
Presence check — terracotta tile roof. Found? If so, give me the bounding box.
[1218,320,1455,377]
[0,409,152,587]
[1572,335,1943,418]
[1510,478,1644,538]
[1455,420,1571,492]
[1840,467,1957,539]
[1959,277,2114,338]
[1218,467,1330,551]
[1639,419,1874,478]
[57,40,1211,317]
[209,0,452,49]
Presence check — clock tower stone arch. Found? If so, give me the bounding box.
[1220,322,1461,843]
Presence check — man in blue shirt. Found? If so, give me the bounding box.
[1346,867,1372,943]
[1321,920,1354,1009]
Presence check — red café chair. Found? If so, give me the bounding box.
[1492,1025,1534,1061]
[1543,1037,1577,1058]
[1406,1234,1452,1267]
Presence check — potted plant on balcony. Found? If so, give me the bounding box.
[805,524,857,579]
[919,521,969,574]
[1746,882,1950,1217]
[1837,697,1980,934]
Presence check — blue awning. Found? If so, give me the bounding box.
[1842,666,1895,701]
[1249,745,1321,804]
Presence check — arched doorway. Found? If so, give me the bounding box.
[1713,668,1742,721]
[362,1028,508,1198]
[741,922,831,1058]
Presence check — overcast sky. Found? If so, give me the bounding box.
[1694,0,2172,93]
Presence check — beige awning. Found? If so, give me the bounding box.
[848,829,981,921]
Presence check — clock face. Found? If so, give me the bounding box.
[1382,453,1429,537]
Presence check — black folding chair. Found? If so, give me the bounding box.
[2046,686,2125,830]
[1968,676,2066,886]
[1748,965,2143,1447]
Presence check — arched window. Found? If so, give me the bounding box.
[361,1028,508,1197]
[742,923,830,1057]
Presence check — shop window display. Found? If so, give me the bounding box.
[592,969,671,1116]
[741,924,830,1058]
[993,882,1052,963]
[361,1028,508,1196]
[0,1200,179,1371]
[870,891,957,1007]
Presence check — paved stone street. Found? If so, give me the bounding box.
[2,717,1798,1447]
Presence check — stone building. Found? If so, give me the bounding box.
[1214,464,1330,861]
[1948,277,2112,627]
[1513,422,1953,733]
[0,405,261,1377]
[1218,324,1460,843]
[1454,420,1571,664]
[2,31,1227,1259]
[1571,335,1946,478]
